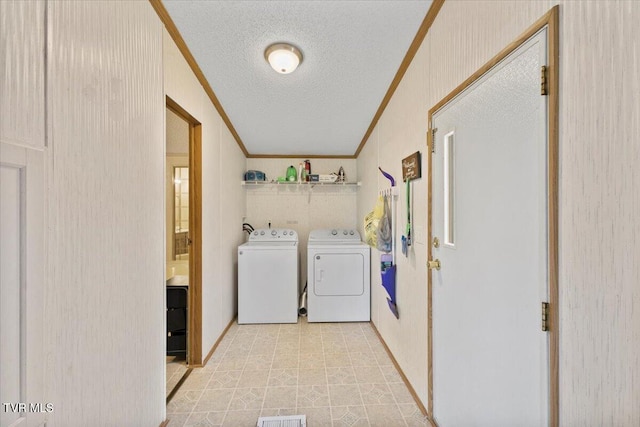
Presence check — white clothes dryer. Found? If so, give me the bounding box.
[238,228,299,324]
[307,229,371,322]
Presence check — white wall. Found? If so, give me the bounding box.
[357,1,640,425]
[44,1,165,425]
[163,29,247,361]
[245,158,358,289]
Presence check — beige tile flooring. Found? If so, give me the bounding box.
[167,319,430,427]
[167,356,189,398]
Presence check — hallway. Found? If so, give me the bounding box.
[166,320,429,426]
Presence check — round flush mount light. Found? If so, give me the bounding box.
[264,43,303,74]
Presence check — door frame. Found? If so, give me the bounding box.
[426,6,559,426]
[166,96,203,366]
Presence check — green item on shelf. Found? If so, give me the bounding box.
[286,165,297,182]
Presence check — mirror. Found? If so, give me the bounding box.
[173,166,189,260]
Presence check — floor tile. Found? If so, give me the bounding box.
[332,405,370,427]
[299,352,326,368]
[347,343,373,355]
[299,339,324,354]
[228,387,266,410]
[349,351,378,367]
[275,340,300,353]
[207,370,241,389]
[193,389,232,412]
[268,368,299,387]
[278,332,301,343]
[323,337,348,353]
[237,369,270,388]
[296,407,332,426]
[167,390,203,414]
[181,371,213,391]
[166,413,189,427]
[262,386,297,409]
[359,383,394,405]
[321,323,343,334]
[272,353,299,369]
[298,368,327,385]
[398,403,430,426]
[244,354,273,370]
[380,365,403,383]
[372,350,393,366]
[354,366,386,384]
[328,384,363,406]
[184,411,225,427]
[250,341,276,356]
[388,382,415,404]
[326,366,357,385]
[324,352,352,368]
[217,355,247,371]
[167,320,423,427]
[221,410,261,427]
[297,385,330,407]
[259,407,298,417]
[365,403,406,427]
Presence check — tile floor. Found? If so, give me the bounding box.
[167,319,430,426]
[167,356,189,398]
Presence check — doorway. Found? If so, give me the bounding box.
[427,7,558,426]
[165,96,203,401]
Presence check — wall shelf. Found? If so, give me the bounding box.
[242,181,361,188]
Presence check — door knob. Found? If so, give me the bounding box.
[427,259,441,270]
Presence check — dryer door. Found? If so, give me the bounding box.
[313,252,364,296]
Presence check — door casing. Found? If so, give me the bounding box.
[166,96,203,366]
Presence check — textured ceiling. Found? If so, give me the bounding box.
[162,0,433,156]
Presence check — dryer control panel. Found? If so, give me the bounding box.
[249,228,298,242]
[308,229,361,242]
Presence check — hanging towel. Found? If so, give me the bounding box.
[377,194,392,253]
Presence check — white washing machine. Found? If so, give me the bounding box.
[307,229,371,322]
[238,228,298,324]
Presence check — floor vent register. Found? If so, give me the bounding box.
[256,415,307,427]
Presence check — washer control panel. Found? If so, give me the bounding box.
[309,229,361,242]
[249,228,298,241]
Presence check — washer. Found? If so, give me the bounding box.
[238,228,298,324]
[307,229,371,322]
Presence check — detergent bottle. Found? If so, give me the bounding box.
[286,165,297,182]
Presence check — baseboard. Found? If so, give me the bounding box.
[369,321,432,422]
[202,316,236,366]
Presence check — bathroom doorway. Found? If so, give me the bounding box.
[165,96,202,401]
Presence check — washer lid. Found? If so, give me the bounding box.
[308,228,361,242]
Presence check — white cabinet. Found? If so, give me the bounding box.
[0,0,46,149]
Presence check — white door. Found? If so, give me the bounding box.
[430,30,549,426]
[1,144,46,427]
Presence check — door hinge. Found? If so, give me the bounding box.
[429,128,438,153]
[541,65,548,96]
[541,302,550,331]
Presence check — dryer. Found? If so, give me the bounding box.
[238,228,298,324]
[307,229,371,322]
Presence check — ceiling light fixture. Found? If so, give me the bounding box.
[264,43,303,74]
